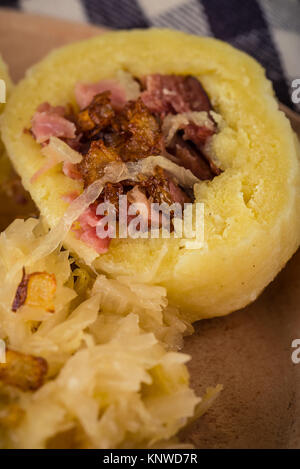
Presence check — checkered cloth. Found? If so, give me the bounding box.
[1,0,300,110]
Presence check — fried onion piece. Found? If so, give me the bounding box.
[78,140,122,186]
[77,91,115,136]
[11,267,28,312]
[26,272,56,312]
[0,349,48,391]
[12,268,57,313]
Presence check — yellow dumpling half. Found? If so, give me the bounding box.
[2,29,300,322]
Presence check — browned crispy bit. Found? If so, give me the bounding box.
[115,98,163,161]
[78,140,122,186]
[12,268,57,313]
[77,92,115,136]
[0,349,48,391]
[101,182,124,215]
[138,167,173,205]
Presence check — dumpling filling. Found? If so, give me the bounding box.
[29,72,221,253]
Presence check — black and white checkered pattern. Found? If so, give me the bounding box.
[1,0,300,110]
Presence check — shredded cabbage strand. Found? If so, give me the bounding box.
[128,155,200,187]
[9,157,198,279]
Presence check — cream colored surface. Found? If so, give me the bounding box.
[2,28,300,322]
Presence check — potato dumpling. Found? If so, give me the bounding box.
[2,29,300,322]
[0,55,12,112]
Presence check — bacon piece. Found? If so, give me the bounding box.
[162,111,215,147]
[31,102,76,144]
[75,80,127,110]
[141,75,212,116]
[181,122,221,177]
[77,203,100,228]
[163,114,221,180]
[183,122,215,146]
[66,196,110,250]
[0,349,48,391]
[12,268,56,313]
[166,134,215,180]
[75,203,112,254]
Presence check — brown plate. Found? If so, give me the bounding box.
[1,7,300,449]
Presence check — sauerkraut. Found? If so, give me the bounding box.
[0,217,220,449]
